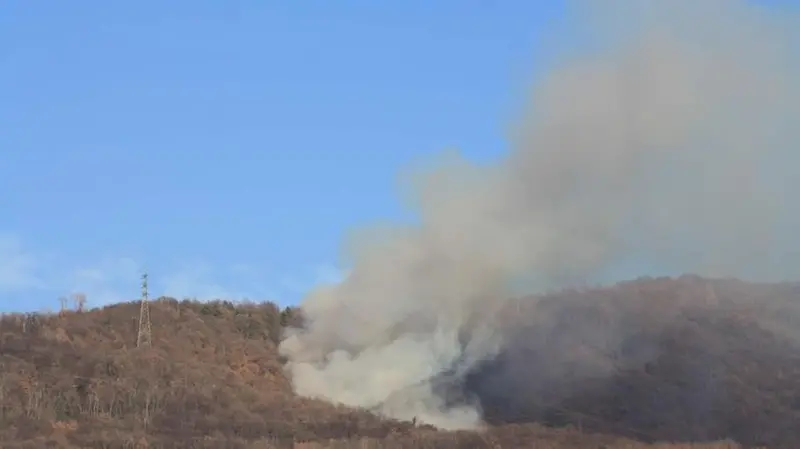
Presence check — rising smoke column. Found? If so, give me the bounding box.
[279,0,800,429]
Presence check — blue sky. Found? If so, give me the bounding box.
[3,1,793,312]
[1,1,569,311]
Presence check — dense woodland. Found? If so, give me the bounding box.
[1,276,799,448]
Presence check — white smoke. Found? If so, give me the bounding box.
[279,0,800,429]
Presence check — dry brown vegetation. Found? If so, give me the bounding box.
[0,276,796,448]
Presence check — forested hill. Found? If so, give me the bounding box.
[0,277,798,448]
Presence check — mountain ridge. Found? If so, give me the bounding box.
[1,276,797,448]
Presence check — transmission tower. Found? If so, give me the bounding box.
[137,272,152,348]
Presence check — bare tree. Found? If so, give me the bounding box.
[73,293,87,312]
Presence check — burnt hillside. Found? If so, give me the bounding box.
[0,278,795,448]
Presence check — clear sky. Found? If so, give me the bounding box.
[1,1,569,311]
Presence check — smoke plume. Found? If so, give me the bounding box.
[279,0,800,430]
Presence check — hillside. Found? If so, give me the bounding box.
[467,275,800,447]
[0,277,797,448]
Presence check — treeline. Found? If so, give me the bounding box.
[0,286,775,448]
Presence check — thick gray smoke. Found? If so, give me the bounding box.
[279,0,800,430]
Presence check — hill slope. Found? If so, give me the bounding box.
[0,277,796,448]
[467,276,800,447]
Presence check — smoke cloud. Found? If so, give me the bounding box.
[279,0,800,430]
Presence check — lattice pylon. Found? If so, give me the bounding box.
[136,272,152,348]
